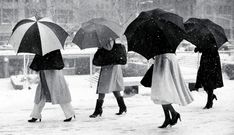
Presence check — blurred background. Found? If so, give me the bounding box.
[0,0,234,84]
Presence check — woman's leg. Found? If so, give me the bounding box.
[166,104,181,126]
[158,104,171,128]
[113,91,127,115]
[28,99,46,122]
[60,102,75,121]
[98,93,105,100]
[166,104,177,115]
[204,89,216,109]
[113,91,121,98]
[89,93,105,118]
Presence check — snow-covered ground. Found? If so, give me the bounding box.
[0,72,234,135]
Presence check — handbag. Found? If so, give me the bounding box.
[140,64,154,87]
[93,43,127,66]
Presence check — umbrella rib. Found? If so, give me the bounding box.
[200,23,227,46]
[37,22,43,55]
[93,29,102,48]
[39,21,68,48]
[12,19,35,33]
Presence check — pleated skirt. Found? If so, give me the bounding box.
[151,53,194,106]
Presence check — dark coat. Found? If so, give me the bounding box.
[92,43,127,66]
[29,49,64,71]
[29,50,71,104]
[195,48,223,90]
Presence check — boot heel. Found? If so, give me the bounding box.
[99,112,102,116]
[213,94,217,100]
[171,113,181,126]
[116,97,127,115]
[89,99,104,118]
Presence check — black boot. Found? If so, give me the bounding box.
[28,118,41,123]
[203,90,216,109]
[89,99,104,118]
[170,112,181,126]
[115,97,127,115]
[158,105,171,128]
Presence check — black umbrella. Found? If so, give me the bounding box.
[124,8,185,59]
[184,18,228,50]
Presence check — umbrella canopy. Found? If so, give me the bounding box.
[85,18,123,36]
[124,8,185,60]
[184,18,228,50]
[9,16,68,56]
[72,21,119,49]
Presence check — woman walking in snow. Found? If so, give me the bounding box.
[194,47,223,109]
[28,49,75,122]
[89,38,127,118]
[151,53,193,128]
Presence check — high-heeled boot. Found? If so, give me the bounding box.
[204,90,217,109]
[115,96,127,115]
[170,112,181,126]
[158,106,171,128]
[28,118,41,122]
[89,99,104,118]
[213,94,217,100]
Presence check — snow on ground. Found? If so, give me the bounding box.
[0,73,234,135]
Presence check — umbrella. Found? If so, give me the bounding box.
[72,21,119,49]
[85,18,123,36]
[184,18,228,50]
[124,8,186,60]
[8,16,68,56]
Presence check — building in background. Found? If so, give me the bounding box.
[0,0,74,46]
[0,0,23,46]
[0,0,234,47]
[195,0,234,41]
[118,0,196,32]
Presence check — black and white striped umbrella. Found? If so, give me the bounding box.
[9,16,68,55]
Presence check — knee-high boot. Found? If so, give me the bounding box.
[89,99,104,118]
[158,105,171,128]
[115,96,127,115]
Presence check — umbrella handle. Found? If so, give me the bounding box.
[23,54,30,89]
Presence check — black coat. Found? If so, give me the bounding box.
[30,49,64,71]
[195,48,223,90]
[92,43,127,66]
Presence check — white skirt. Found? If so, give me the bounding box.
[97,65,124,94]
[151,53,193,106]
